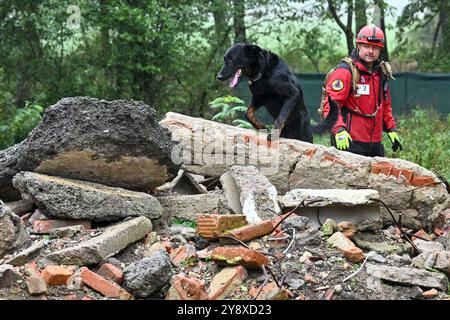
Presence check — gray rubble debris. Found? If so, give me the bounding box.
[13,172,163,221]
[46,216,152,265]
[0,96,179,201]
[123,250,173,298]
[365,263,448,291]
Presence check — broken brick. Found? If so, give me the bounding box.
[422,289,438,298]
[197,214,247,239]
[304,148,317,157]
[223,220,273,242]
[410,175,436,187]
[161,241,173,253]
[434,227,444,237]
[166,274,208,300]
[250,282,290,300]
[412,229,432,241]
[33,220,91,234]
[97,263,124,285]
[304,273,319,285]
[399,170,414,182]
[211,246,269,269]
[337,221,356,239]
[170,244,197,267]
[41,265,74,286]
[209,266,248,300]
[79,267,133,300]
[338,247,365,263]
[26,274,48,295]
[322,155,354,169]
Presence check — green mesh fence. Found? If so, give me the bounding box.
[236,72,450,122]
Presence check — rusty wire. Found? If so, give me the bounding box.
[369,197,422,255]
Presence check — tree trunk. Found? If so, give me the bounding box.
[354,0,367,34]
[375,0,389,61]
[233,0,247,43]
[440,0,450,47]
[327,0,354,54]
[211,0,231,52]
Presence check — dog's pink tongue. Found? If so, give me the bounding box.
[229,69,242,88]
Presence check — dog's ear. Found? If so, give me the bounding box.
[244,44,262,56]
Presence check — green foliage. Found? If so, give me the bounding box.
[384,107,450,181]
[0,102,43,150]
[313,106,450,181]
[172,218,197,229]
[209,95,252,128]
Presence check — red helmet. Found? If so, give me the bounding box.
[356,25,385,48]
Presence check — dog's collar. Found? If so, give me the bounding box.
[248,73,262,85]
[248,52,265,86]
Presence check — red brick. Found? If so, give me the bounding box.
[390,167,401,178]
[80,267,133,300]
[250,282,290,300]
[97,263,124,285]
[410,175,436,187]
[434,227,444,237]
[338,247,365,263]
[81,295,94,300]
[197,214,247,239]
[224,220,273,242]
[399,169,414,182]
[24,261,40,276]
[65,294,78,300]
[41,266,74,286]
[304,273,319,285]
[170,244,197,267]
[322,155,354,169]
[211,246,269,269]
[337,221,356,239]
[161,241,173,253]
[412,229,432,241]
[208,266,248,300]
[371,164,382,174]
[166,274,208,300]
[33,220,91,234]
[304,148,317,157]
[379,164,393,175]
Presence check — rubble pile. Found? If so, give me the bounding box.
[0,97,449,301]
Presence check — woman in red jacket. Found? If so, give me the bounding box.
[322,25,402,157]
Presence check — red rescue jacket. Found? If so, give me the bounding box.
[322,50,396,143]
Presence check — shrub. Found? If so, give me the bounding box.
[0,102,44,150]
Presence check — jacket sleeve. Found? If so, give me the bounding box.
[322,68,352,135]
[382,84,397,131]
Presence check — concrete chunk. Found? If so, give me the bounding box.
[221,165,281,224]
[46,216,152,265]
[158,192,231,221]
[366,263,448,291]
[13,172,163,221]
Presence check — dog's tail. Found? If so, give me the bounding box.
[311,96,339,135]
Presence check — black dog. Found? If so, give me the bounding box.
[217,43,338,143]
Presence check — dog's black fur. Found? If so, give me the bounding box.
[217,43,339,143]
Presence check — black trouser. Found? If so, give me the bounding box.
[331,137,385,157]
